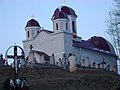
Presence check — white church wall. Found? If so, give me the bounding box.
[36,31,53,55]
[25,26,40,40]
[49,54,55,65]
[81,48,117,72]
[53,52,64,66]
[23,31,53,58]
[23,40,33,58]
[39,55,44,64]
[72,46,81,65]
[53,19,70,32]
[64,32,73,53]
[52,32,80,66]
[68,15,77,34]
[34,53,39,63]
[33,52,45,63]
[62,33,82,66]
[51,32,65,54]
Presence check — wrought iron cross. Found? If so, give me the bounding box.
[6,45,25,79]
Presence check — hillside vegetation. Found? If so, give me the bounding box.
[0,66,120,90]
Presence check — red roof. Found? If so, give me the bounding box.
[87,36,115,54]
[25,19,40,27]
[33,50,49,57]
[52,6,77,20]
[55,6,77,16]
[73,36,116,55]
[52,10,69,20]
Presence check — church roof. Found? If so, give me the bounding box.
[33,50,49,57]
[53,6,77,17]
[40,29,53,34]
[52,6,77,20]
[52,10,69,20]
[87,36,115,54]
[73,36,116,56]
[25,19,40,28]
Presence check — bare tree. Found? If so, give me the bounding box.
[106,0,120,72]
[106,0,120,56]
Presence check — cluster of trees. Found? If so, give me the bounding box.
[107,0,120,56]
[106,0,120,71]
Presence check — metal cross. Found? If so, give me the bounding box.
[7,46,22,59]
[61,0,66,6]
[31,14,35,19]
[6,46,25,79]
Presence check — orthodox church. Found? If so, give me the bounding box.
[22,5,117,72]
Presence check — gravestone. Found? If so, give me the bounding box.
[0,54,3,66]
[0,54,6,66]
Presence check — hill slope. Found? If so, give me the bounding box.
[0,66,120,90]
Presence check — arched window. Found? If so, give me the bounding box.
[56,23,58,30]
[27,31,29,38]
[66,23,68,30]
[37,31,39,34]
[32,30,34,37]
[61,22,63,29]
[72,21,75,31]
[72,21,76,35]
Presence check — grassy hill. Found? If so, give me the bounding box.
[0,66,120,90]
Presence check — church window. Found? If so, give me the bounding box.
[56,23,58,30]
[27,31,29,38]
[61,22,63,29]
[72,21,75,31]
[66,23,68,30]
[37,31,39,34]
[32,30,34,37]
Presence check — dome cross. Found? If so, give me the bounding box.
[61,0,66,6]
[31,14,35,19]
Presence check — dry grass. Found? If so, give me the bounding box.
[0,66,120,90]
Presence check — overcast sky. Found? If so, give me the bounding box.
[0,0,114,56]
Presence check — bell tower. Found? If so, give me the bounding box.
[25,19,41,40]
[52,5,77,35]
[51,7,70,33]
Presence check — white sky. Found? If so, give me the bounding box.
[0,0,114,57]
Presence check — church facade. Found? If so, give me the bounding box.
[23,5,117,72]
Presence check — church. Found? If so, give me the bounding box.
[22,5,118,72]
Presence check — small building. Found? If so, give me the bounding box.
[23,5,118,73]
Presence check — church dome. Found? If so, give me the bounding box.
[52,10,69,20]
[25,19,40,27]
[87,36,115,54]
[53,6,77,17]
